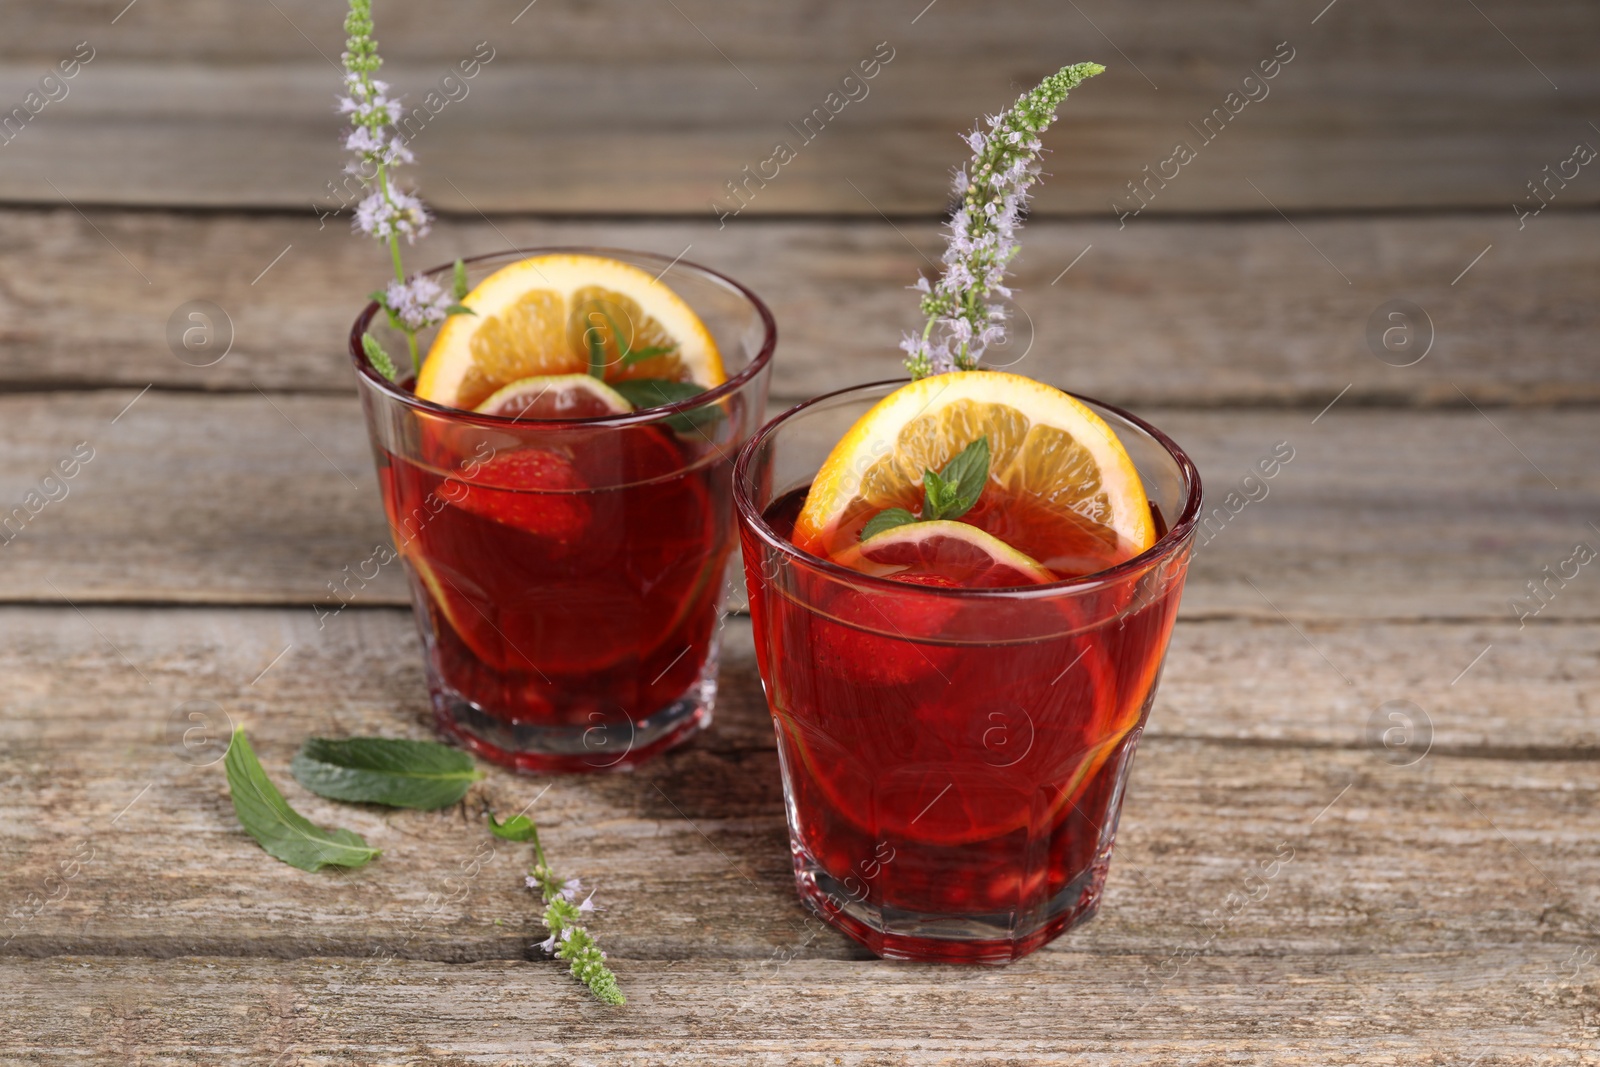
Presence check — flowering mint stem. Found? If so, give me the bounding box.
[902,62,1104,379]
[498,816,625,1006]
[376,162,418,366]
[342,0,451,378]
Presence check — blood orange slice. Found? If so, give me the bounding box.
[832,520,1055,589]
[473,374,632,420]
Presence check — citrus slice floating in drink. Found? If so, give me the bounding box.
[416,253,725,411]
[473,374,634,420]
[833,520,1055,588]
[794,370,1155,574]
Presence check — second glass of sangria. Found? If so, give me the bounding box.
[735,373,1201,962]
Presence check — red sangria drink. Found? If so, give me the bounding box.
[351,249,774,772]
[734,374,1200,962]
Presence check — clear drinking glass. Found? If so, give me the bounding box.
[350,248,775,773]
[734,380,1201,962]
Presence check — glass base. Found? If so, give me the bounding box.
[432,649,718,774]
[792,844,1108,964]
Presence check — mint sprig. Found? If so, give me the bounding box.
[609,378,722,434]
[861,436,990,540]
[902,62,1104,378]
[609,378,704,408]
[580,305,681,381]
[488,810,625,1005]
[290,736,484,810]
[224,728,380,872]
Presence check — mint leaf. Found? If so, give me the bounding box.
[290,737,484,810]
[936,436,990,519]
[922,437,989,520]
[618,343,679,367]
[487,811,539,842]
[609,378,722,433]
[453,258,470,301]
[921,468,955,519]
[224,728,379,872]
[582,306,678,368]
[361,333,397,381]
[860,508,918,541]
[610,378,704,407]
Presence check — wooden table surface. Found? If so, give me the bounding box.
[3,2,1597,1063]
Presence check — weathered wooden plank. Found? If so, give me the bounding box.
[2,608,1597,966]
[2,0,1596,215]
[5,0,1596,68]
[2,209,1594,406]
[8,59,1595,216]
[6,0,1593,66]
[0,607,1589,762]
[0,393,1593,620]
[2,950,1592,1065]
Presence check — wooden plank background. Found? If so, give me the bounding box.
[2,390,1596,622]
[2,211,1596,405]
[1,0,1596,1063]
[1,1,1597,214]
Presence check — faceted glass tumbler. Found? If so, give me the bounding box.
[350,248,775,773]
[733,380,1201,962]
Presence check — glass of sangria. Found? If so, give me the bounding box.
[350,248,775,772]
[734,376,1201,962]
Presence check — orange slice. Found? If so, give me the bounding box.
[832,520,1056,588]
[416,253,724,411]
[795,370,1155,569]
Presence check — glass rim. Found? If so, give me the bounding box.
[347,245,778,431]
[733,377,1205,601]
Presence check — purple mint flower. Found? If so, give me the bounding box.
[354,189,430,243]
[383,274,453,331]
[344,126,385,155]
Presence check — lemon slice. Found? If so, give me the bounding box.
[474,374,633,419]
[416,253,724,410]
[795,370,1155,565]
